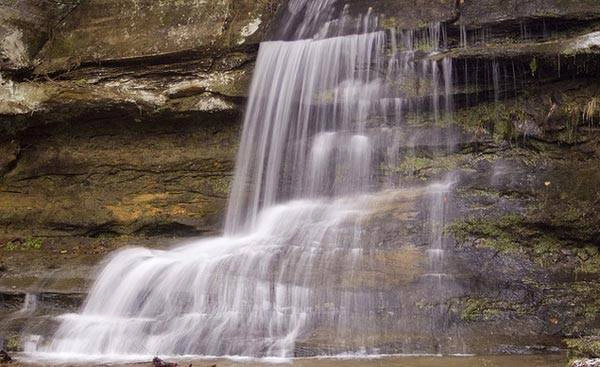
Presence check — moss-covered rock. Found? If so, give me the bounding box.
[566,337,600,358]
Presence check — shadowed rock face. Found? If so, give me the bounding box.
[1,0,600,357]
[0,114,239,238]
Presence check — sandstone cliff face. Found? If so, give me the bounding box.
[1,0,600,357]
[1,0,279,241]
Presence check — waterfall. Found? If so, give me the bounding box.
[30,3,463,361]
[225,32,385,233]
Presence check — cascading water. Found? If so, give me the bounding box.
[29,1,464,361]
[225,30,385,233]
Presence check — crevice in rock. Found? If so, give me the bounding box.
[133,222,210,238]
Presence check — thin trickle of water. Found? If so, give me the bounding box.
[425,177,455,286]
[520,22,529,40]
[473,27,490,44]
[443,57,453,123]
[492,59,500,102]
[432,60,440,123]
[424,175,458,354]
[460,25,467,48]
[512,61,518,97]
[18,293,38,315]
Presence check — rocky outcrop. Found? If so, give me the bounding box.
[0,0,280,243]
[0,0,77,72]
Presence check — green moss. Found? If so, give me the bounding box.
[461,298,485,321]
[494,118,515,144]
[479,237,521,253]
[530,236,562,267]
[460,298,501,322]
[4,335,21,352]
[540,281,600,336]
[209,176,232,197]
[380,17,398,29]
[574,246,600,275]
[414,42,435,53]
[448,214,527,254]
[398,156,435,174]
[1,237,44,252]
[453,79,600,145]
[529,57,538,77]
[3,241,18,251]
[383,153,464,180]
[565,337,600,358]
[448,210,600,271]
[533,192,600,246]
[453,101,521,143]
[23,237,43,249]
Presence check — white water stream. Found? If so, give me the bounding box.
[28,2,462,361]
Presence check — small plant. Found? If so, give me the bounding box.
[529,57,538,77]
[563,101,582,143]
[2,241,17,251]
[22,238,43,250]
[2,238,44,251]
[3,335,21,352]
[583,97,600,124]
